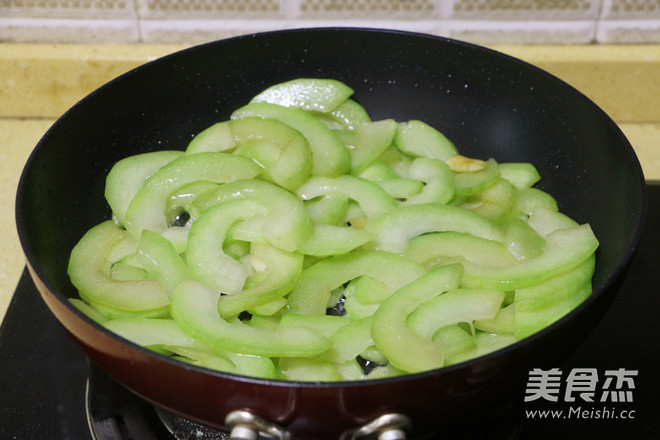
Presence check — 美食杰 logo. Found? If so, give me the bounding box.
[524,368,638,420]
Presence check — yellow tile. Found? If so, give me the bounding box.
[494,45,660,123]
[0,118,56,322]
[1,44,659,123]
[0,44,187,118]
[619,123,660,181]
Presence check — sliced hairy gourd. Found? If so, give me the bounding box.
[394,120,457,161]
[193,178,314,252]
[314,99,372,130]
[105,150,183,227]
[216,242,304,318]
[69,77,599,382]
[372,263,463,373]
[68,221,170,314]
[232,101,351,177]
[185,198,269,294]
[406,288,506,340]
[186,117,313,191]
[403,231,517,269]
[287,250,427,315]
[170,280,331,358]
[250,78,354,113]
[498,162,541,189]
[123,152,261,239]
[461,224,599,291]
[365,203,506,253]
[297,175,398,221]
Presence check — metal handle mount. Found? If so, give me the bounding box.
[225,410,292,440]
[225,410,411,440]
[340,413,412,440]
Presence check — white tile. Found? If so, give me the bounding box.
[0,18,140,43]
[443,20,596,44]
[0,0,137,19]
[281,20,440,34]
[596,19,660,43]
[139,19,441,44]
[295,0,436,19]
[600,0,660,19]
[135,0,285,20]
[447,0,601,20]
[139,19,281,44]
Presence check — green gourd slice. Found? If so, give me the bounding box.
[394,120,457,161]
[105,150,183,226]
[232,101,351,177]
[67,221,170,313]
[372,263,463,373]
[170,280,331,358]
[250,78,354,113]
[123,152,261,239]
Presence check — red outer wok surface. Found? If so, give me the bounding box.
[16,28,645,439]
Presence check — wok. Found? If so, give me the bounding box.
[16,28,645,439]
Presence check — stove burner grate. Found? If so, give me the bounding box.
[155,406,231,440]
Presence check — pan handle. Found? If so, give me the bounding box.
[339,413,411,440]
[225,410,411,440]
[225,410,292,440]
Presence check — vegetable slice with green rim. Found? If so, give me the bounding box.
[68,77,599,381]
[365,203,506,253]
[372,263,463,373]
[105,150,184,227]
[474,303,515,334]
[432,325,477,361]
[123,152,261,239]
[298,224,375,256]
[514,282,592,339]
[461,224,599,291]
[297,175,398,221]
[232,101,351,177]
[186,117,313,191]
[314,99,372,130]
[401,157,455,205]
[68,221,170,314]
[320,316,374,364]
[216,242,303,318]
[498,162,541,189]
[394,120,457,161]
[229,117,313,191]
[185,198,268,294]
[136,229,189,295]
[171,280,332,358]
[193,178,314,252]
[250,78,354,113]
[407,288,506,340]
[287,250,427,315]
[527,206,578,237]
[452,158,500,197]
[334,119,397,174]
[513,254,595,311]
[279,358,343,381]
[403,231,517,269]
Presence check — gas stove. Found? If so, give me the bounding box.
[2,185,659,440]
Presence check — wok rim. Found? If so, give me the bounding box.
[15,26,648,391]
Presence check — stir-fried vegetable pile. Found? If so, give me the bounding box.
[68,78,598,381]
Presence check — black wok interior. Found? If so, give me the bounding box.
[17,27,645,328]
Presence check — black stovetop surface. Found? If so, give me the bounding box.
[1,186,659,440]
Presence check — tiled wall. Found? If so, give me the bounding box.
[1,0,660,44]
